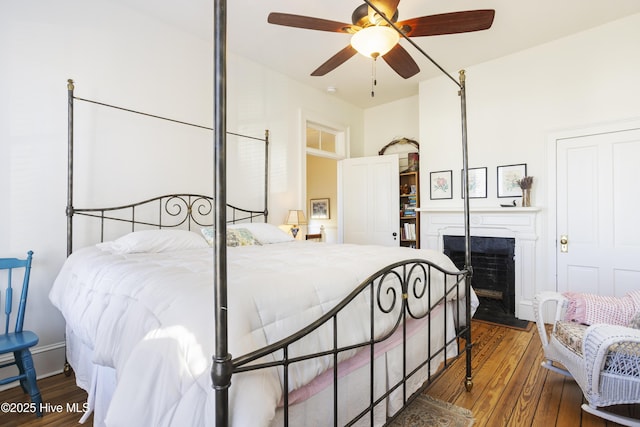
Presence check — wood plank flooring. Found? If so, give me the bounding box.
[0,320,637,426]
[426,320,639,427]
[0,371,91,427]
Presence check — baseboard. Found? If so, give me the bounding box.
[517,299,535,322]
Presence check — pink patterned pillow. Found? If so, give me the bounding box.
[563,291,640,326]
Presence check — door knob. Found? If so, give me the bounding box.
[560,235,568,253]
[392,232,397,240]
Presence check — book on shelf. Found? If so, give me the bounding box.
[402,222,416,241]
[403,208,416,217]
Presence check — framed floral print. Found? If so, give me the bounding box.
[430,170,453,200]
[497,163,527,198]
[461,167,487,199]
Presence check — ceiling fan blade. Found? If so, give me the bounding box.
[268,12,357,33]
[382,44,420,79]
[368,0,400,22]
[311,45,358,76]
[398,10,495,37]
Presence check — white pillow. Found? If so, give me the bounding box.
[97,229,208,254]
[228,222,294,244]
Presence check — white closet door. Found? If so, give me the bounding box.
[556,127,640,296]
[338,154,399,246]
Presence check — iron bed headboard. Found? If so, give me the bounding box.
[65,79,269,257]
[69,194,267,246]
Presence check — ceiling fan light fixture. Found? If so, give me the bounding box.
[350,25,399,59]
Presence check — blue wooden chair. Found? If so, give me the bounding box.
[0,251,42,417]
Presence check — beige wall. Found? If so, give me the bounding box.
[306,155,337,242]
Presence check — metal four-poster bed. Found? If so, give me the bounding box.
[55,1,475,425]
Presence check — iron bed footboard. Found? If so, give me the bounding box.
[231,259,471,426]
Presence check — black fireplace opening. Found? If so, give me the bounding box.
[443,235,518,324]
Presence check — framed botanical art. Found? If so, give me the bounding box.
[310,198,330,219]
[461,167,487,199]
[497,163,527,198]
[430,170,453,200]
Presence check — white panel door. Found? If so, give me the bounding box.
[338,155,399,246]
[556,127,640,296]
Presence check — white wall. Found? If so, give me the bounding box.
[0,0,363,380]
[363,96,419,157]
[228,54,364,224]
[416,14,640,301]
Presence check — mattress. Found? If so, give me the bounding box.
[50,230,472,426]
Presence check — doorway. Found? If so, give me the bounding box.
[304,118,347,243]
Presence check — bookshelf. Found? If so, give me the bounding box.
[399,171,420,248]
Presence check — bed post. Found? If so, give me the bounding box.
[66,79,75,258]
[264,129,269,222]
[212,1,233,426]
[365,0,475,394]
[64,79,75,377]
[459,70,474,392]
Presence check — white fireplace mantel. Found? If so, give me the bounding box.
[417,206,541,321]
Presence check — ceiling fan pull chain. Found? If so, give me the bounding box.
[371,57,377,97]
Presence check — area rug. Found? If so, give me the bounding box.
[387,394,474,427]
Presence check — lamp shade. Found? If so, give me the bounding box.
[350,26,399,58]
[285,210,307,225]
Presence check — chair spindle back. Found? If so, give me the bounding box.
[0,251,33,335]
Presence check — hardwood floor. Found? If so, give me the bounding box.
[0,371,91,427]
[0,320,637,426]
[426,320,639,427]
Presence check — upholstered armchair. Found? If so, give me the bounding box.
[533,291,640,427]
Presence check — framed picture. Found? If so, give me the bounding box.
[310,198,330,219]
[430,170,453,200]
[461,167,487,199]
[497,163,527,198]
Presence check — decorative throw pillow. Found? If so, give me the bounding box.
[563,291,639,326]
[201,227,214,246]
[201,227,262,247]
[226,228,261,247]
[228,223,294,244]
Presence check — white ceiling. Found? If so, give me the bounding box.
[115,0,640,109]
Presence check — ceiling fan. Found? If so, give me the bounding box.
[267,1,495,79]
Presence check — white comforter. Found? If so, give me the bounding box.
[49,241,466,426]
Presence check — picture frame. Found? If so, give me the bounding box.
[497,163,527,198]
[430,170,453,200]
[309,198,330,219]
[461,167,487,199]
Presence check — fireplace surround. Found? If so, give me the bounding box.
[417,207,540,321]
